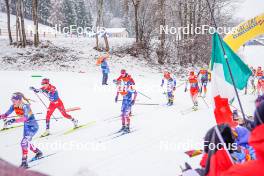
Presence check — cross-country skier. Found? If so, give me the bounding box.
[30,78,78,137]
[115,80,137,133]
[197,68,209,97]
[0,92,43,168]
[256,66,264,96]
[115,69,135,85]
[185,71,199,110]
[96,53,110,85]
[161,71,176,106]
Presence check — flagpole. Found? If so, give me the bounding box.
[205,0,247,123]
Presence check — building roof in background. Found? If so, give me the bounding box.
[105,28,127,34]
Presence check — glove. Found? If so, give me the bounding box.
[29,86,38,93]
[0,114,7,120]
[115,96,118,103]
[160,83,164,87]
[184,87,187,92]
[5,118,16,126]
[173,87,176,91]
[131,100,135,106]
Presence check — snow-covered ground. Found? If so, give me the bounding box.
[0,13,263,175]
[0,12,57,38]
[0,69,260,176]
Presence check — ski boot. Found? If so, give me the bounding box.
[20,157,29,169]
[72,118,78,128]
[41,129,50,137]
[124,125,130,133]
[192,102,198,111]
[2,119,8,130]
[34,149,43,160]
[167,99,173,106]
[118,125,126,133]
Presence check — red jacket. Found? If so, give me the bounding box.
[117,74,135,85]
[206,149,233,176]
[221,124,264,176]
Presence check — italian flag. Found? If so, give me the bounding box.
[210,33,252,126]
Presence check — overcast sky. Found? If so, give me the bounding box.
[235,0,264,20]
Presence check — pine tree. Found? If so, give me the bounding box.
[38,0,51,25]
[49,0,63,26]
[75,0,92,28]
[61,0,77,28]
[24,0,32,20]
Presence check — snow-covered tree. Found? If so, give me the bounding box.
[49,0,63,26]
[38,0,51,25]
[61,0,77,28]
[75,0,92,28]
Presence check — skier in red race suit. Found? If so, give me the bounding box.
[30,78,78,137]
[185,71,199,110]
[115,69,135,85]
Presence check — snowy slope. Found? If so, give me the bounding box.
[0,68,259,176]
[0,12,57,37]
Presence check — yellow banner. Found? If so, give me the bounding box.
[224,13,264,52]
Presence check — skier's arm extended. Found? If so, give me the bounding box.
[0,105,15,119]
[115,92,119,103]
[161,78,165,87]
[29,86,43,93]
[131,91,138,105]
[185,80,189,92]
[173,78,177,87]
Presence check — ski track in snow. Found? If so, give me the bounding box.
[0,69,259,176]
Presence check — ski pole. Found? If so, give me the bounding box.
[200,96,209,108]
[135,103,159,105]
[137,91,152,100]
[7,112,43,119]
[176,82,185,89]
[33,92,58,121]
[36,117,63,122]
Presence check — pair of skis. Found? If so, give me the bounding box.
[26,152,57,169]
[38,120,96,138]
[98,128,137,143]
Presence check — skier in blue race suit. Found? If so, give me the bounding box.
[115,81,137,133]
[161,71,177,106]
[0,92,43,168]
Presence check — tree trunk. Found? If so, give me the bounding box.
[95,0,103,51]
[16,0,22,47]
[32,0,39,47]
[183,1,188,39]
[196,0,202,27]
[132,0,140,43]
[103,32,109,52]
[16,0,26,48]
[157,0,166,65]
[5,0,13,45]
